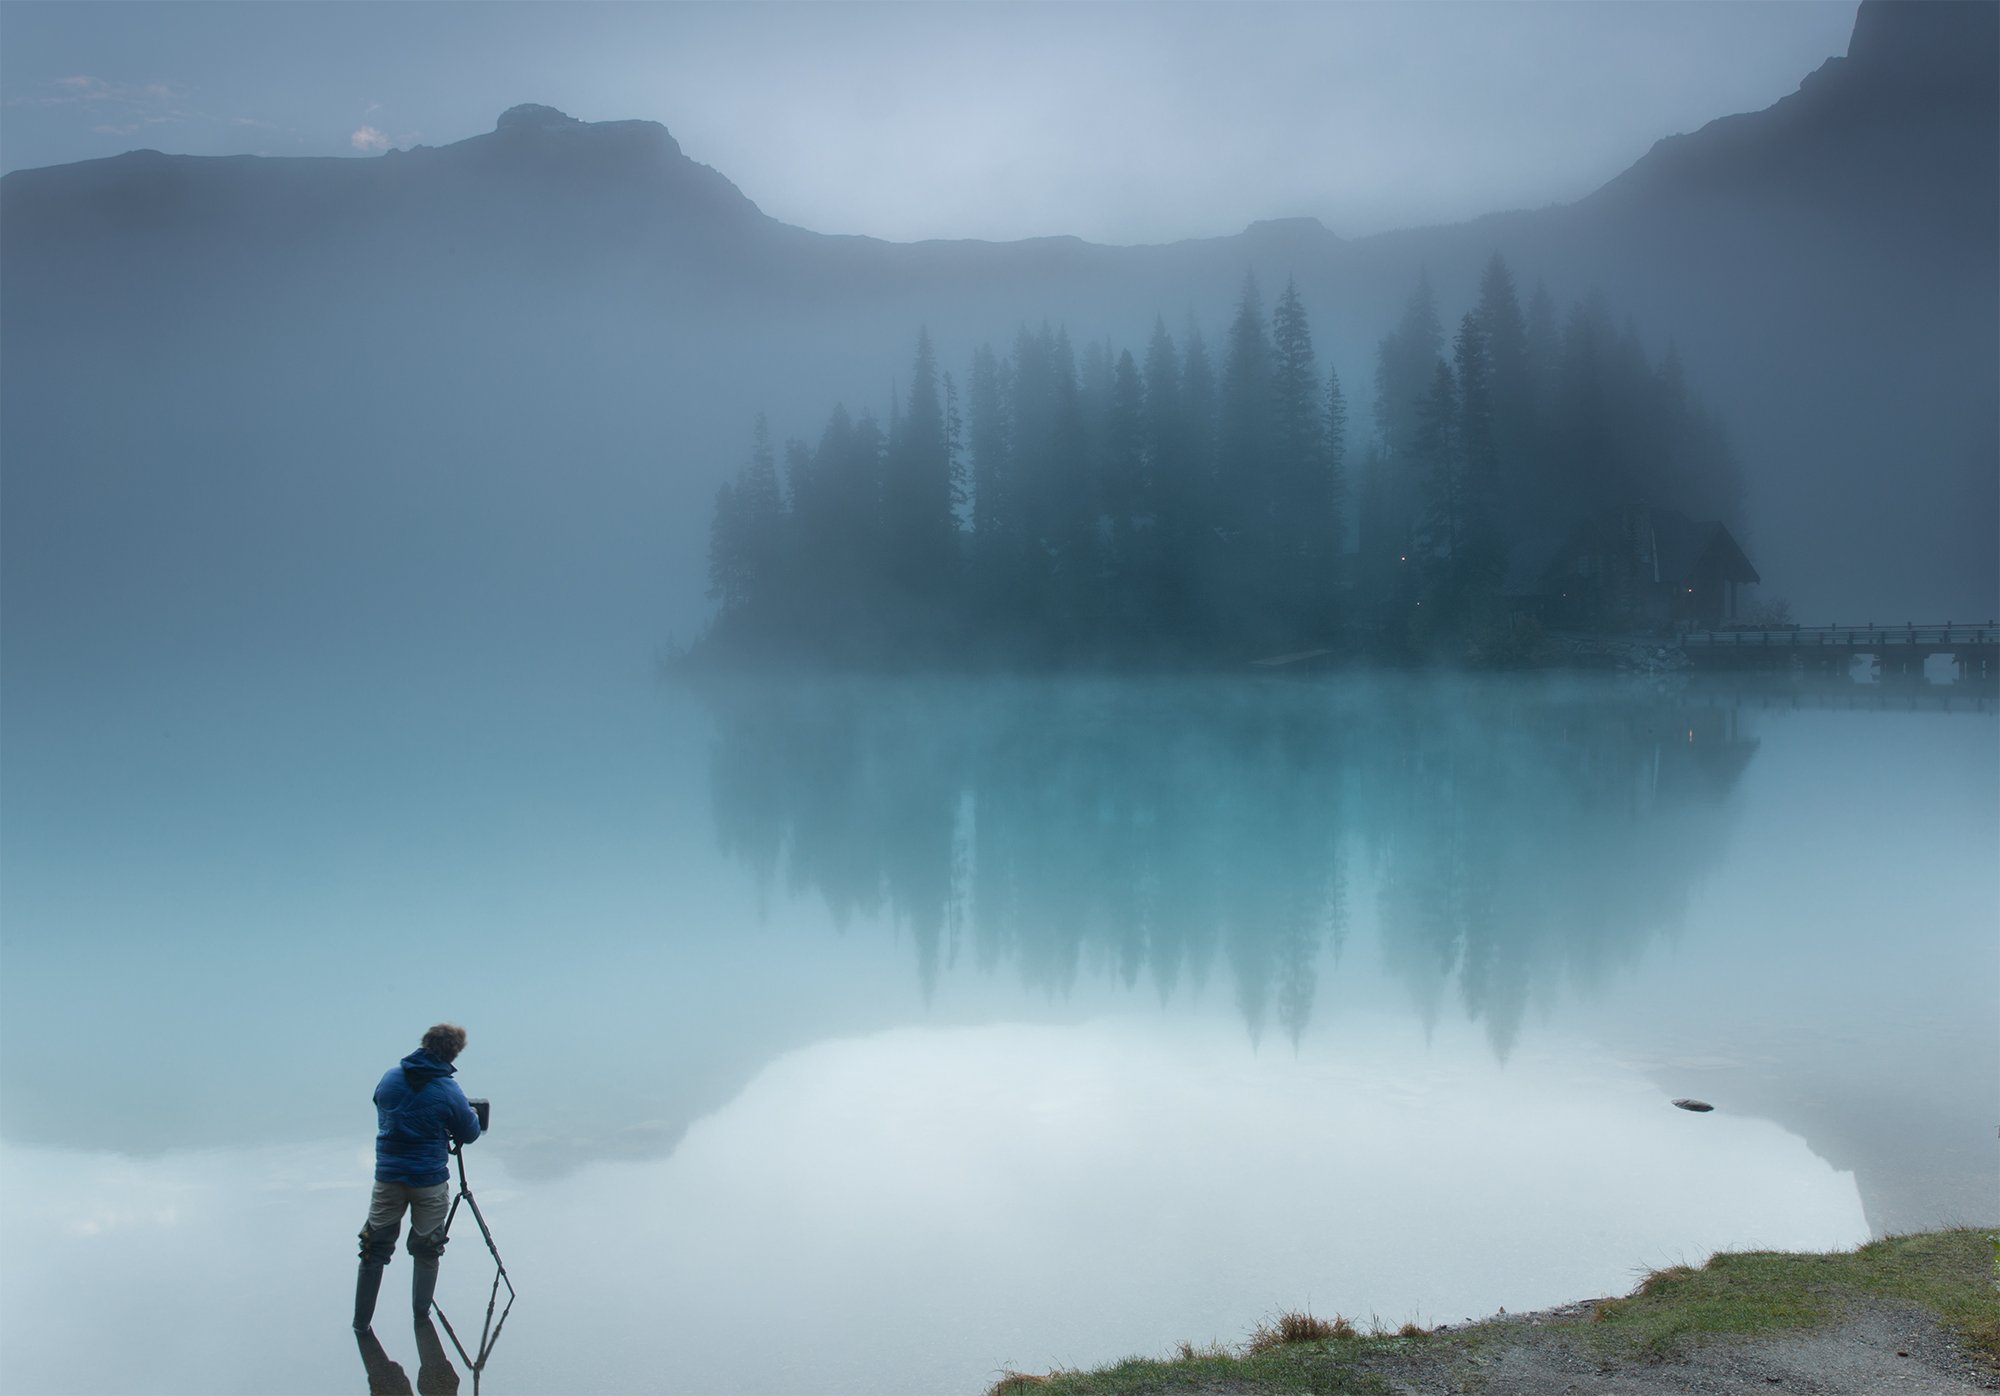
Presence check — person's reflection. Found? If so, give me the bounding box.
[413,1316,462,1396]
[354,1327,413,1396]
[356,1319,461,1396]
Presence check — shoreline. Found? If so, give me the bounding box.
[990,1229,2000,1395]
[666,628,2000,685]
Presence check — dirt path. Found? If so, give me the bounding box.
[1346,1296,1998,1396]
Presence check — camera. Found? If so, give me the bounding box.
[469,1098,491,1131]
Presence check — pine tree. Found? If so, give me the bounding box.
[1141,318,1189,637]
[943,369,965,519]
[741,414,786,617]
[1078,336,1115,512]
[1522,280,1562,520]
[1218,273,1275,639]
[1103,348,1147,635]
[1362,272,1445,634]
[1373,270,1444,461]
[1105,347,1147,537]
[1044,326,1099,646]
[1452,305,1495,520]
[1180,316,1218,516]
[1555,290,1616,525]
[741,414,784,532]
[1270,278,1331,629]
[791,406,850,642]
[1220,272,1273,537]
[882,330,958,606]
[1415,361,1463,564]
[1525,280,1560,402]
[839,408,889,634]
[707,478,747,613]
[1325,365,1348,510]
[704,415,788,640]
[1141,317,1184,539]
[1324,363,1350,612]
[1473,255,1532,534]
[967,345,1005,544]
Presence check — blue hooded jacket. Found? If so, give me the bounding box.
[373,1048,481,1186]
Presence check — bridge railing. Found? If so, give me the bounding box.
[1680,622,1999,648]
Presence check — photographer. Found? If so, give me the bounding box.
[353,1023,484,1331]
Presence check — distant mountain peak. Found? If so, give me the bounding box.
[1244,216,1333,237]
[1845,0,1997,92]
[1587,0,1996,221]
[496,103,583,132]
[477,102,697,168]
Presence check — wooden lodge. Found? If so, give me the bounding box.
[1510,503,1760,630]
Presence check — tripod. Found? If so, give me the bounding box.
[431,1141,516,1394]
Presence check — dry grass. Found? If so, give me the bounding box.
[1246,1308,1358,1353]
[982,1231,1996,1395]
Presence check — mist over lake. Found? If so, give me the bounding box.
[1,1,1995,1393]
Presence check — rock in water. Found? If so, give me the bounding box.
[1673,1098,1715,1112]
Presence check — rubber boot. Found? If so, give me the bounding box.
[353,1262,386,1331]
[411,1259,439,1318]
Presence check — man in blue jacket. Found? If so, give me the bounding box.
[354,1023,483,1331]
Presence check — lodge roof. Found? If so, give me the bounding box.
[1505,503,1759,597]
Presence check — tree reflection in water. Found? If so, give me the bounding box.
[701,675,1756,1054]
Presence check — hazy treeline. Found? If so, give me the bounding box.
[702,677,1755,1054]
[1360,258,1743,648]
[704,255,1743,665]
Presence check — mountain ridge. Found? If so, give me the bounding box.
[11,1,1985,249]
[0,0,1992,657]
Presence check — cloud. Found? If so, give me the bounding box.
[12,75,184,119]
[54,75,175,104]
[349,125,389,153]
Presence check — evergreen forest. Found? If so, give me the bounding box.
[702,256,1744,666]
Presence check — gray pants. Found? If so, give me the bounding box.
[356,1179,451,1325]
[366,1180,450,1239]
[366,1176,452,1264]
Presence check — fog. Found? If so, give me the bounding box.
[2,4,1995,1393]
[4,4,1994,695]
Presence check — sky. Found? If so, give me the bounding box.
[1,1,1860,245]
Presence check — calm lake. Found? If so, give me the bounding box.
[1,668,1994,1395]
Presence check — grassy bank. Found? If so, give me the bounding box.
[989,1228,2000,1395]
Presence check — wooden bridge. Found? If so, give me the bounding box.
[1679,622,1999,678]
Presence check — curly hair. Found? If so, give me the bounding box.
[421,1023,468,1062]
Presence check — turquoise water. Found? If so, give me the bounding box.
[1,671,1993,1394]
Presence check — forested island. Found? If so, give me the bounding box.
[701,256,1751,667]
